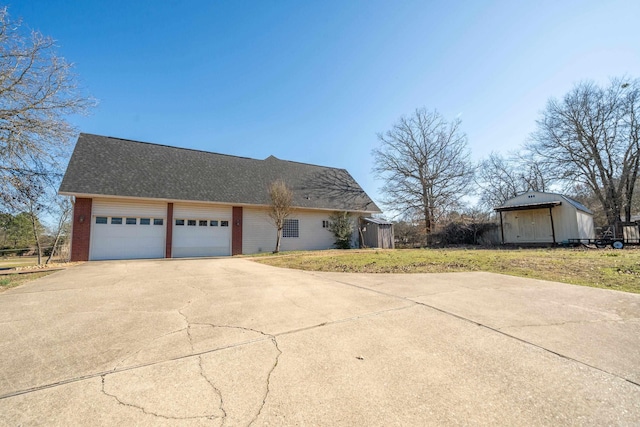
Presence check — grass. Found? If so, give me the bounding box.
[253,247,640,294]
[0,271,55,292]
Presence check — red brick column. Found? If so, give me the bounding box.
[70,198,92,261]
[165,203,173,258]
[232,206,243,255]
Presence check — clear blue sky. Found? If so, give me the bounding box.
[8,0,640,210]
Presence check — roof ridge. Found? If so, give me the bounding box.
[81,133,257,161]
[82,133,342,170]
[264,153,346,171]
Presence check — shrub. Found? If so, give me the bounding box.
[328,212,353,249]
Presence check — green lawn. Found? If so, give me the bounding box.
[0,271,55,292]
[253,247,640,294]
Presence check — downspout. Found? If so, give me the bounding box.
[499,211,504,244]
[549,207,556,244]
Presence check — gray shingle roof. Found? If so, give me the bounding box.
[59,133,380,213]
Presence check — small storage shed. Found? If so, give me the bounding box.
[361,218,395,249]
[494,192,594,245]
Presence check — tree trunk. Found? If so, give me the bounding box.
[29,211,42,265]
[274,228,282,253]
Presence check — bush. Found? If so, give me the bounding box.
[328,212,353,249]
[432,221,499,246]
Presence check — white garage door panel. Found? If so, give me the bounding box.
[173,204,231,257]
[172,226,230,257]
[91,219,165,260]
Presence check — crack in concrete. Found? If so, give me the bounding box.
[0,305,416,401]
[179,305,228,424]
[188,322,282,426]
[100,375,221,422]
[248,335,281,427]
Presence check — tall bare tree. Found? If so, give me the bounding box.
[45,196,72,264]
[373,108,475,245]
[267,179,293,253]
[0,7,95,208]
[528,77,640,224]
[476,152,549,210]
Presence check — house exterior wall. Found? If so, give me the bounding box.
[242,208,336,254]
[92,198,167,217]
[71,196,370,259]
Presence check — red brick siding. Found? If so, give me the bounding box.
[232,206,243,255]
[166,203,173,258]
[70,198,92,261]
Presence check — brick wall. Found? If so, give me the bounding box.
[232,206,243,255]
[165,202,173,258]
[70,198,92,261]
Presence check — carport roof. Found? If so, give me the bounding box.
[59,133,381,213]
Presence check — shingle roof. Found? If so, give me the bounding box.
[59,133,380,213]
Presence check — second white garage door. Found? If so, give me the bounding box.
[172,204,232,257]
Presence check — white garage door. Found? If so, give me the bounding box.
[90,199,167,260]
[173,204,231,257]
[90,216,166,260]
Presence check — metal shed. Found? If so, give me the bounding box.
[361,218,395,249]
[494,191,594,245]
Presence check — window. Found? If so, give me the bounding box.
[220,220,229,227]
[176,219,185,226]
[111,217,123,225]
[188,219,196,226]
[126,217,137,225]
[199,220,208,226]
[322,220,330,228]
[140,218,151,225]
[210,220,218,227]
[154,218,164,226]
[96,217,107,224]
[283,219,299,238]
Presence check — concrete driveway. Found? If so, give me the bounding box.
[0,258,639,426]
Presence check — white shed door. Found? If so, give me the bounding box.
[90,216,166,260]
[172,205,231,257]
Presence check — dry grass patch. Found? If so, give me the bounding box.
[253,248,640,294]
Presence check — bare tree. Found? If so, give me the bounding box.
[45,197,72,264]
[372,108,475,245]
[476,152,549,210]
[528,77,640,224]
[7,175,46,264]
[267,179,293,253]
[0,7,95,209]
